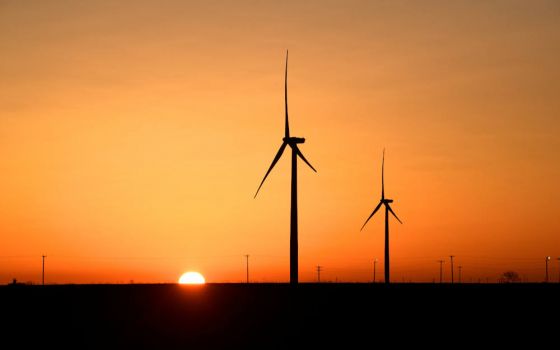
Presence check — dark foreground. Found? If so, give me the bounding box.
[2,283,558,348]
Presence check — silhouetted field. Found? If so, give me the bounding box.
[2,283,558,348]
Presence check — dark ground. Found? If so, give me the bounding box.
[1,283,558,348]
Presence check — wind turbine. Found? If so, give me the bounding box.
[254,51,317,285]
[360,149,402,284]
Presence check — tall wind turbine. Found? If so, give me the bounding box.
[254,51,317,285]
[360,149,402,284]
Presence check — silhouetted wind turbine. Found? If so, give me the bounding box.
[360,149,402,284]
[254,50,317,285]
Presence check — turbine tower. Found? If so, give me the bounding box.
[254,51,317,285]
[360,149,402,284]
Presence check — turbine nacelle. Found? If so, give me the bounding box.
[382,199,393,204]
[283,137,305,144]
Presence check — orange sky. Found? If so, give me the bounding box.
[1,0,559,284]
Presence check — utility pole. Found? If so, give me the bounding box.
[244,254,249,283]
[316,265,322,283]
[458,266,462,283]
[545,256,550,283]
[437,260,444,283]
[557,258,560,283]
[450,255,455,284]
[42,254,47,286]
[373,259,377,283]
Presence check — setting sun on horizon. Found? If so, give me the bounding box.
[178,271,206,285]
[1,1,559,285]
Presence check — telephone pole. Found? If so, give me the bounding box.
[450,255,455,284]
[316,265,323,283]
[545,256,550,283]
[437,260,444,283]
[557,257,560,283]
[42,254,47,286]
[373,259,378,283]
[244,254,249,283]
[458,266,462,283]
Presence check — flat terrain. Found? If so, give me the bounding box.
[2,283,558,348]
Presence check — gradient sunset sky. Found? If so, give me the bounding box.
[1,0,559,283]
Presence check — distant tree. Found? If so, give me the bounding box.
[499,271,521,283]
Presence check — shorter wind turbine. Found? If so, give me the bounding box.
[361,149,402,284]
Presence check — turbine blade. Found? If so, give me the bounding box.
[254,142,288,198]
[381,148,385,200]
[387,204,403,224]
[360,201,383,231]
[295,146,317,172]
[284,50,290,138]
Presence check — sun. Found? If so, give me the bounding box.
[178,271,206,285]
